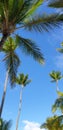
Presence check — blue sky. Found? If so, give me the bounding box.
[0,1,63,130]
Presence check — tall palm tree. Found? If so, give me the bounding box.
[40,115,63,130]
[0,118,11,130]
[0,30,44,117]
[49,71,63,92]
[15,73,31,130]
[0,0,63,50]
[0,37,20,117]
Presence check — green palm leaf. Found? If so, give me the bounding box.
[24,14,63,32]
[57,42,63,53]
[25,0,44,18]
[57,90,63,97]
[52,97,63,113]
[0,119,11,130]
[4,52,20,86]
[49,0,63,8]
[16,35,44,64]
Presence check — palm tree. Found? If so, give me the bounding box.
[0,37,20,117]
[15,73,31,130]
[0,30,44,117]
[0,118,11,130]
[49,71,63,92]
[40,115,63,130]
[0,0,63,50]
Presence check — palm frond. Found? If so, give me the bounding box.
[0,119,12,130]
[16,35,44,64]
[52,97,63,113]
[57,42,63,53]
[25,0,44,18]
[57,48,63,53]
[8,0,42,24]
[24,14,63,32]
[5,52,20,86]
[57,90,63,97]
[48,0,63,8]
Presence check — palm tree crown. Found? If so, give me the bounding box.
[40,115,63,130]
[0,0,63,54]
[49,71,63,83]
[49,71,63,96]
[16,73,31,87]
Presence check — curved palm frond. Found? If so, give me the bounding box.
[24,14,63,32]
[16,35,44,64]
[48,0,63,8]
[24,0,44,18]
[52,97,63,113]
[6,52,20,86]
[57,42,63,53]
[0,119,11,130]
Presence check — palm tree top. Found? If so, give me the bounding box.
[16,73,31,87]
[49,71,63,82]
[2,37,17,52]
[0,0,63,50]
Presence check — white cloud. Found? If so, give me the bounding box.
[55,55,63,69]
[22,120,45,130]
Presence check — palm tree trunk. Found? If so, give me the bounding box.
[56,80,59,91]
[16,87,23,130]
[0,69,9,117]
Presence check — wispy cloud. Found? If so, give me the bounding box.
[55,55,63,69]
[22,120,45,130]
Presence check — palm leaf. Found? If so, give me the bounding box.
[57,90,63,97]
[24,14,63,32]
[0,119,12,130]
[57,48,63,53]
[48,0,63,8]
[16,35,44,64]
[5,52,20,86]
[52,97,63,113]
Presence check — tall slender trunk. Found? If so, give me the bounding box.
[56,80,59,92]
[16,87,23,130]
[0,69,9,117]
